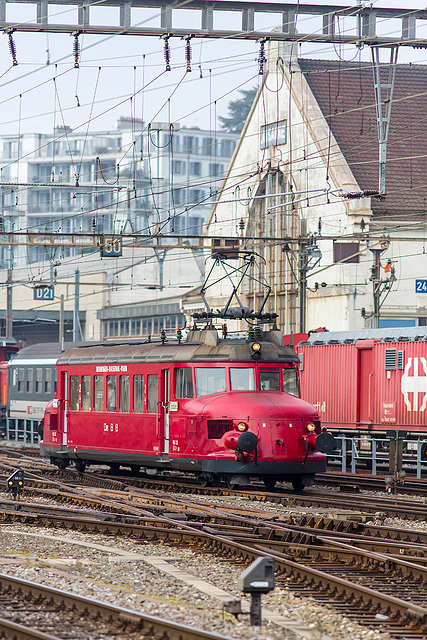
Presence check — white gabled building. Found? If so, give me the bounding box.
[205,41,427,333]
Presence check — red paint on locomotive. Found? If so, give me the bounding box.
[41,328,333,489]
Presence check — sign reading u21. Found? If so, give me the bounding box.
[101,235,122,257]
[416,279,427,293]
[34,285,54,300]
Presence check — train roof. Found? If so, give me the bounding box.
[10,341,92,364]
[0,336,18,346]
[301,326,427,346]
[57,329,300,365]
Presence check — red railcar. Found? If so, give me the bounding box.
[0,339,19,437]
[298,327,427,443]
[40,328,333,491]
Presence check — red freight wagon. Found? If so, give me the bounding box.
[298,327,427,446]
[40,327,334,491]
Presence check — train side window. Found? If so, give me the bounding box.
[106,375,117,412]
[175,368,194,398]
[147,375,158,413]
[120,375,130,412]
[35,368,42,393]
[283,368,299,397]
[82,376,92,411]
[230,368,255,391]
[17,367,24,392]
[70,376,79,410]
[94,375,104,411]
[27,368,33,393]
[45,368,52,394]
[195,368,226,397]
[259,369,281,391]
[133,375,144,413]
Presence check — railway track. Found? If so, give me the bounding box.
[0,572,238,640]
[2,469,427,637]
[4,452,427,636]
[3,459,427,521]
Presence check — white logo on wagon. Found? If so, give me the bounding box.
[401,357,427,412]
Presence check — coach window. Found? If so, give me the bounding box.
[283,368,299,397]
[35,368,43,393]
[195,368,226,397]
[259,369,281,391]
[120,375,130,412]
[70,376,79,410]
[17,368,24,392]
[106,375,117,412]
[133,375,144,412]
[27,368,33,393]
[82,376,92,411]
[94,375,104,411]
[175,368,194,398]
[147,375,158,413]
[230,368,255,391]
[45,368,52,394]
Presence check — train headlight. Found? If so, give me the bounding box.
[306,423,316,432]
[250,342,261,360]
[236,422,248,432]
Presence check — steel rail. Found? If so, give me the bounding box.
[0,573,237,640]
[0,617,60,640]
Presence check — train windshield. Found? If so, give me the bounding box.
[230,368,255,391]
[283,368,299,397]
[195,368,226,396]
[259,369,281,391]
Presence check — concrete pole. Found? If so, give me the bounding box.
[73,269,80,342]
[59,294,64,349]
[6,269,12,337]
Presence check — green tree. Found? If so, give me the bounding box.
[219,86,257,134]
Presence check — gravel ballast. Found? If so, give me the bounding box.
[0,487,405,640]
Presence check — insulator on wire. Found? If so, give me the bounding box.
[8,31,18,66]
[92,217,97,232]
[257,39,267,75]
[0,215,4,233]
[163,35,171,72]
[73,33,80,69]
[185,36,192,73]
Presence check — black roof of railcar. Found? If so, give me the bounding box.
[57,330,299,365]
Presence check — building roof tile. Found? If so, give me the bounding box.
[298,58,427,221]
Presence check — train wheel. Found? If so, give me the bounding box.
[291,478,304,493]
[109,464,120,475]
[226,477,236,489]
[263,478,277,490]
[75,460,86,473]
[199,474,212,487]
[130,465,140,475]
[57,458,67,470]
[422,443,427,461]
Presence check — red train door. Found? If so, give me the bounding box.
[357,346,373,424]
[158,369,170,455]
[55,371,68,447]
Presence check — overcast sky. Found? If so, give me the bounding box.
[0,0,426,136]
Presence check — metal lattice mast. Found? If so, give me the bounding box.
[371,46,399,196]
